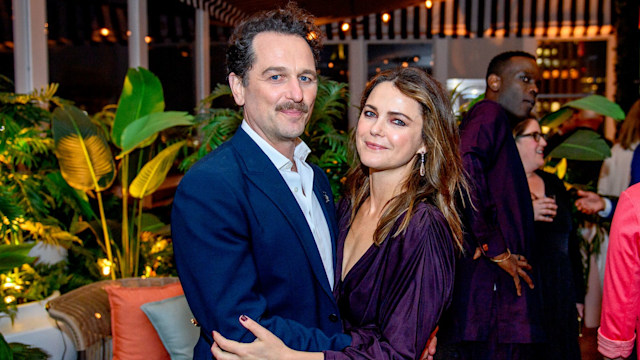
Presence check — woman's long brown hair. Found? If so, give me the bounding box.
[344,67,469,250]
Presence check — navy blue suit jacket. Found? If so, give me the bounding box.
[172,128,351,359]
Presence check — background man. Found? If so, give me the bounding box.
[439,51,545,360]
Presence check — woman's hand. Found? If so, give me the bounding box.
[532,197,557,222]
[211,315,321,360]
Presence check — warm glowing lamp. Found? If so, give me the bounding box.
[425,0,433,9]
[341,23,350,32]
[100,28,110,37]
[382,13,390,23]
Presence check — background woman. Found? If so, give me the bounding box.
[513,118,582,360]
[211,67,469,359]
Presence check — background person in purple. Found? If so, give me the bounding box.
[211,67,470,360]
[438,51,545,360]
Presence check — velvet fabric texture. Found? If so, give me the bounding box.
[323,200,455,359]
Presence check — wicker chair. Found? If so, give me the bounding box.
[46,277,180,360]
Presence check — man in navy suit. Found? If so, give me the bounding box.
[438,51,545,360]
[171,4,351,359]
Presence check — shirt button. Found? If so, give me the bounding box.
[294,187,298,192]
[328,314,339,322]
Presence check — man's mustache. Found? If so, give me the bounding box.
[275,102,309,113]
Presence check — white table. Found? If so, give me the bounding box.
[0,291,76,360]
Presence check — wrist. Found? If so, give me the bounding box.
[490,249,511,263]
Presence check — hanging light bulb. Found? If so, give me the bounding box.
[425,0,433,9]
[382,13,390,23]
[341,22,350,32]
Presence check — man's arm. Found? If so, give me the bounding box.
[460,104,534,295]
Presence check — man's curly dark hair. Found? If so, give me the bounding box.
[226,2,323,86]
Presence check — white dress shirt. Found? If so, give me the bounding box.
[241,121,334,288]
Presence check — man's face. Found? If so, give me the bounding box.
[495,56,540,119]
[229,32,318,153]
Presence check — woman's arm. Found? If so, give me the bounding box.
[212,316,323,360]
[598,187,640,359]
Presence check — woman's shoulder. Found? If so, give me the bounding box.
[403,202,453,245]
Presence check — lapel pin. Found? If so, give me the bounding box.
[322,191,330,203]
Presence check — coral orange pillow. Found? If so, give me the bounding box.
[104,282,184,360]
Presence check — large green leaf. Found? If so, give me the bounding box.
[0,243,35,272]
[52,105,116,192]
[563,94,625,121]
[112,68,165,149]
[547,129,612,161]
[129,141,186,199]
[539,106,574,128]
[117,111,194,158]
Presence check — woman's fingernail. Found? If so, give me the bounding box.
[240,314,248,321]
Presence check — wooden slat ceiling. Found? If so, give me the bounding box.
[180,0,425,26]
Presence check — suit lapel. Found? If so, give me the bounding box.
[230,129,335,299]
[312,167,339,275]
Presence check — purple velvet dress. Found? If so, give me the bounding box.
[323,200,456,359]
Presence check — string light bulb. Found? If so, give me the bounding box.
[341,22,350,32]
[382,13,390,23]
[306,31,318,41]
[99,28,110,37]
[425,0,433,9]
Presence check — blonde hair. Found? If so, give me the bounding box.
[617,99,640,149]
[345,67,469,250]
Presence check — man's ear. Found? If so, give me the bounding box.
[228,73,245,106]
[487,74,501,92]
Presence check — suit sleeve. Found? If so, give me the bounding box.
[597,186,640,359]
[459,106,508,257]
[324,207,455,359]
[172,165,350,353]
[631,145,640,187]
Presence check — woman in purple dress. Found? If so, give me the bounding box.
[212,67,469,359]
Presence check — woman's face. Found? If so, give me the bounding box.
[356,81,426,177]
[515,119,547,173]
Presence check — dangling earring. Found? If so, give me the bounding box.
[419,152,426,177]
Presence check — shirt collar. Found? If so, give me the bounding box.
[241,120,311,171]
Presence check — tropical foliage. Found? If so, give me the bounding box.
[541,94,625,162]
[181,77,350,195]
[0,83,87,320]
[51,67,193,279]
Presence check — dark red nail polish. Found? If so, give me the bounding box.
[240,314,248,321]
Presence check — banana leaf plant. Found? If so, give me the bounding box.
[541,94,625,162]
[52,67,193,278]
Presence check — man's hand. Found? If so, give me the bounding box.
[575,190,605,215]
[420,326,438,360]
[473,248,534,296]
